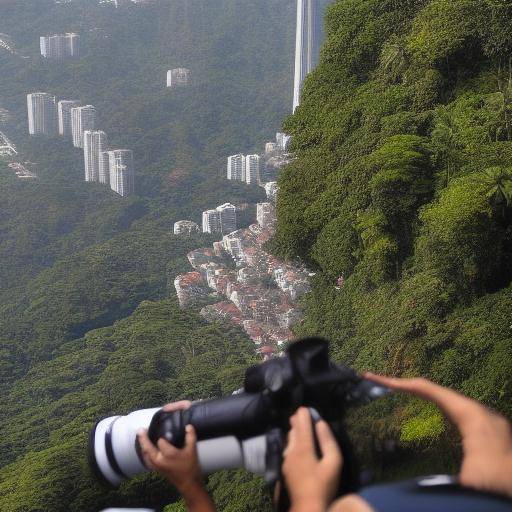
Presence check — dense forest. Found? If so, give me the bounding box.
[0,0,294,510]
[274,0,512,475]
[3,0,512,510]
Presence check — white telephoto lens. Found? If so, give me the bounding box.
[93,416,123,486]
[110,408,161,478]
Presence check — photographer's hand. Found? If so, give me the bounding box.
[137,401,216,512]
[365,373,512,500]
[282,407,343,512]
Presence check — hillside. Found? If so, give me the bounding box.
[274,0,512,472]
[0,0,294,510]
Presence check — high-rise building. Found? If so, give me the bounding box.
[293,0,326,112]
[40,33,80,59]
[245,154,261,184]
[99,151,111,185]
[227,154,246,181]
[217,203,237,234]
[202,203,237,234]
[83,130,108,183]
[58,100,80,137]
[71,105,96,148]
[108,149,135,197]
[167,68,191,88]
[202,209,221,234]
[276,132,290,150]
[27,93,57,135]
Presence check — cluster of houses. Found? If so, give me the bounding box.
[174,195,313,359]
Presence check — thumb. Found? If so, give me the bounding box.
[184,424,197,453]
[316,421,343,468]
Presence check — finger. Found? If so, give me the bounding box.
[284,425,297,455]
[184,424,197,454]
[316,421,343,468]
[157,438,180,458]
[163,400,192,412]
[364,373,486,435]
[137,429,160,467]
[293,407,315,451]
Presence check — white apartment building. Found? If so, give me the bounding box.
[83,130,108,182]
[71,105,96,148]
[202,203,237,234]
[108,149,135,196]
[227,154,246,181]
[58,100,80,137]
[174,220,200,235]
[245,154,261,184]
[40,33,80,59]
[265,142,278,154]
[27,93,57,135]
[264,182,279,203]
[256,202,276,230]
[99,151,111,184]
[167,68,191,88]
[217,203,237,234]
[276,132,290,150]
[202,209,221,234]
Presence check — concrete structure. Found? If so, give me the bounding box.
[108,149,135,196]
[276,132,290,150]
[293,0,326,111]
[203,203,237,235]
[27,93,57,135]
[227,154,246,181]
[99,151,111,184]
[83,130,108,182]
[40,33,80,59]
[71,105,96,148]
[217,203,237,234]
[58,100,80,137]
[174,220,200,235]
[256,202,276,231]
[265,142,278,154]
[264,182,279,203]
[202,209,221,234]
[245,154,261,184]
[167,68,191,88]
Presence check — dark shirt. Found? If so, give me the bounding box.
[359,475,512,511]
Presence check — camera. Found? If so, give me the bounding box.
[89,337,390,491]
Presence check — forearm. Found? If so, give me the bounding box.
[180,481,216,512]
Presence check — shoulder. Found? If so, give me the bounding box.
[329,494,375,512]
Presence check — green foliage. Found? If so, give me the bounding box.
[274,0,512,479]
[0,0,293,510]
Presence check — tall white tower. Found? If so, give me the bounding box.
[108,149,135,197]
[27,93,57,135]
[245,155,261,185]
[58,100,80,137]
[84,130,108,182]
[293,0,325,112]
[227,154,246,181]
[71,105,96,148]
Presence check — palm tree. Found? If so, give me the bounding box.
[476,167,512,219]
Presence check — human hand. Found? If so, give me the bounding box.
[282,407,343,512]
[137,400,204,496]
[365,373,512,499]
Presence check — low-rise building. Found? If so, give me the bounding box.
[174,220,200,235]
[167,68,191,88]
[174,272,210,308]
[200,301,243,326]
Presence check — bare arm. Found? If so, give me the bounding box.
[137,401,216,512]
